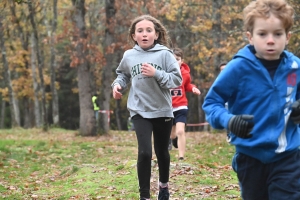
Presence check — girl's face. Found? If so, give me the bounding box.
[247,14,291,60]
[132,19,158,50]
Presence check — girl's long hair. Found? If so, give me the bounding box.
[128,15,172,48]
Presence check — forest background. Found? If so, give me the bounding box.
[0,0,300,136]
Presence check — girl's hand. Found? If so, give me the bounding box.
[113,84,122,99]
[192,87,201,95]
[141,63,155,77]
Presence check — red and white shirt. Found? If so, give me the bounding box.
[170,63,196,111]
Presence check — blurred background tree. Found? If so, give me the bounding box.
[1,0,299,134]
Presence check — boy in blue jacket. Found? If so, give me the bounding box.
[202,0,300,199]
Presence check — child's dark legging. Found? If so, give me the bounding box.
[132,114,173,198]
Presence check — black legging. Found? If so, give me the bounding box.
[132,114,173,198]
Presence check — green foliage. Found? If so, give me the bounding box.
[0,128,240,199]
[14,0,27,4]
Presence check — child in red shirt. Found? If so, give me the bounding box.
[169,48,201,160]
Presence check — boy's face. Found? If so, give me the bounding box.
[132,19,158,49]
[246,14,291,60]
[174,55,183,67]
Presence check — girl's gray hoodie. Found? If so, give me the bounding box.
[112,44,182,118]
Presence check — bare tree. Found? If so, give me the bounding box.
[50,0,59,126]
[42,0,60,126]
[0,14,20,127]
[99,0,116,134]
[9,1,34,128]
[30,33,42,128]
[71,0,96,136]
[27,0,48,130]
[0,96,4,128]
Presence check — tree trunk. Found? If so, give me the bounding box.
[0,75,5,128]
[22,98,33,128]
[115,99,122,130]
[72,0,96,136]
[198,90,207,131]
[39,0,59,126]
[31,33,42,128]
[0,97,4,128]
[212,1,222,74]
[9,1,31,128]
[87,0,104,93]
[0,15,20,127]
[99,0,116,134]
[28,0,48,131]
[49,0,59,126]
[11,72,21,126]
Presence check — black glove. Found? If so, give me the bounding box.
[228,115,254,139]
[291,100,300,124]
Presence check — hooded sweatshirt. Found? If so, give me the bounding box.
[171,62,196,109]
[112,44,182,118]
[202,44,300,163]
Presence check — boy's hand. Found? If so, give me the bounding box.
[291,99,300,124]
[113,84,122,99]
[192,87,201,95]
[228,115,254,139]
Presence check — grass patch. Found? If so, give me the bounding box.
[0,128,241,199]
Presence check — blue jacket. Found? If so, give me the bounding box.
[202,44,300,163]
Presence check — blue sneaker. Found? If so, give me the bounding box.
[158,186,169,200]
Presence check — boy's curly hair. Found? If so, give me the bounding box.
[243,0,294,34]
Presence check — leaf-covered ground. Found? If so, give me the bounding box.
[0,128,241,199]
